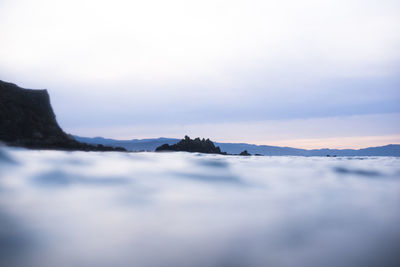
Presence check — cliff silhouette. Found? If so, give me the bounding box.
[0,80,125,151]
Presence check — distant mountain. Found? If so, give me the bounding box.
[73,136,400,156]
[74,136,179,151]
[214,142,305,156]
[215,142,400,156]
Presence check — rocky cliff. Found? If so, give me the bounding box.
[0,80,125,151]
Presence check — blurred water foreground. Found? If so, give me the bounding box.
[0,146,399,267]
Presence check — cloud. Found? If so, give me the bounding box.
[1,0,399,81]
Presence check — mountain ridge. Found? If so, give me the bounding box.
[74,136,400,156]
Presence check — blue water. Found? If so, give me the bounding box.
[1,147,399,267]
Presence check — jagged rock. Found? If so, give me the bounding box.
[155,135,226,154]
[0,80,125,151]
[239,150,251,156]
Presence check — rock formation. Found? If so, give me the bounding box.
[156,135,226,154]
[0,80,125,151]
[239,150,251,156]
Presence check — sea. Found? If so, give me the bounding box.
[0,147,399,267]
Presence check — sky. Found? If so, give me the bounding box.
[1,0,399,148]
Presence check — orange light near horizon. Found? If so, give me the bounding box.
[250,135,400,150]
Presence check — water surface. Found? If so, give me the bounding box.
[0,147,399,267]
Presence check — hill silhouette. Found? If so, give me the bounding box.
[0,80,125,151]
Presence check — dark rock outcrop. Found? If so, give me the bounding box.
[155,135,226,154]
[239,150,251,156]
[0,80,125,151]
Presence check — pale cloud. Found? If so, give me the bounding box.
[1,0,399,84]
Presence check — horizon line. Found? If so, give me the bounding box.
[73,134,400,151]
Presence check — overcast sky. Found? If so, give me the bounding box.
[1,0,399,148]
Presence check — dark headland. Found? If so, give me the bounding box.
[0,80,125,151]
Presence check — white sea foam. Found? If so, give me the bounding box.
[0,147,399,267]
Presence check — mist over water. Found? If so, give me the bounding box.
[0,147,399,267]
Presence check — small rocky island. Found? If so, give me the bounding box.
[156,135,252,156]
[239,150,251,156]
[156,136,226,154]
[0,80,125,151]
